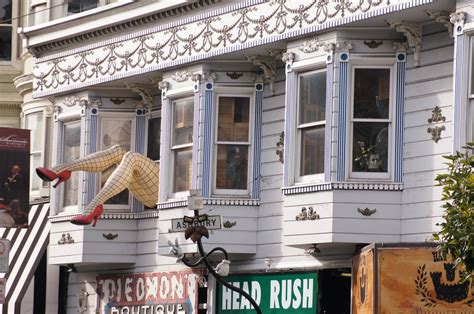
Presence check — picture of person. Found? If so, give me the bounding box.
[3,164,23,204]
[36,145,160,227]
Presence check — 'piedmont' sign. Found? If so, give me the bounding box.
[217,272,318,313]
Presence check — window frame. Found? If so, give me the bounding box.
[24,110,46,196]
[146,110,162,164]
[0,0,19,65]
[467,37,474,144]
[170,96,195,199]
[212,90,255,196]
[347,60,396,181]
[97,112,135,212]
[295,68,328,184]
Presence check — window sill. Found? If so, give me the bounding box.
[49,210,159,223]
[157,197,260,210]
[282,182,403,195]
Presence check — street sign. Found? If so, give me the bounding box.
[0,239,10,273]
[188,194,204,211]
[0,278,5,303]
[171,215,222,232]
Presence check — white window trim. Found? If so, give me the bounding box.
[24,110,46,198]
[347,59,396,181]
[97,112,135,212]
[295,68,327,184]
[212,89,255,196]
[170,97,195,200]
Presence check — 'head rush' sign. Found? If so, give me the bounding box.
[216,272,318,313]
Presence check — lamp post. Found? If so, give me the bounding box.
[168,190,262,313]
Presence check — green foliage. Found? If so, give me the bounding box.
[433,143,474,280]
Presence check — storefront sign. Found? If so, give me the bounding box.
[171,215,222,232]
[216,272,318,313]
[0,128,30,228]
[97,270,202,314]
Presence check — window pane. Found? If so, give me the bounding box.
[301,126,325,176]
[352,122,389,173]
[68,0,98,15]
[218,97,250,142]
[31,154,42,192]
[62,122,81,207]
[26,113,44,152]
[147,117,161,161]
[216,145,248,190]
[0,26,12,61]
[173,147,192,193]
[354,69,390,119]
[0,0,12,24]
[299,72,326,124]
[101,119,132,205]
[173,99,194,146]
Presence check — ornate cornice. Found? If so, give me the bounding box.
[30,0,222,55]
[425,10,453,37]
[32,0,431,97]
[282,182,403,195]
[387,21,422,67]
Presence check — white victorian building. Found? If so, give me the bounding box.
[5,0,474,313]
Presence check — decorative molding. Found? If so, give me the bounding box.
[276,131,284,164]
[281,52,295,65]
[299,37,323,53]
[336,41,354,52]
[393,41,409,52]
[295,207,319,221]
[63,96,87,107]
[157,80,169,93]
[363,40,383,49]
[171,69,192,83]
[387,21,422,67]
[88,97,102,108]
[204,198,260,206]
[428,106,446,123]
[427,126,445,143]
[223,221,237,228]
[49,211,160,222]
[125,83,153,107]
[449,11,466,36]
[226,72,243,80]
[57,233,74,245]
[282,182,403,195]
[44,103,55,115]
[110,98,125,105]
[425,10,453,37]
[102,233,118,240]
[31,0,426,97]
[357,207,377,216]
[202,72,217,82]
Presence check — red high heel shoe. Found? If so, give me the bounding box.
[36,167,71,188]
[70,205,104,227]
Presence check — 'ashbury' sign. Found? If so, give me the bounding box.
[97,270,202,314]
[217,272,318,313]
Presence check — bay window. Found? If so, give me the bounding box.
[99,117,132,208]
[297,70,326,181]
[61,121,81,210]
[171,98,194,194]
[349,66,393,179]
[215,95,251,193]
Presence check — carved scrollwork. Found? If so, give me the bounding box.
[276,131,284,164]
[427,126,446,143]
[428,106,446,124]
[296,207,320,221]
[357,207,377,216]
[427,106,446,143]
[58,233,75,245]
[102,233,118,240]
[223,221,237,228]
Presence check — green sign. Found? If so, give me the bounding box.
[217,272,318,313]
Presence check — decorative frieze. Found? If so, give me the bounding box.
[282,182,403,195]
[388,21,422,67]
[32,0,420,97]
[171,69,193,83]
[299,37,324,53]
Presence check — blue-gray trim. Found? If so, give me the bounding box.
[337,59,348,181]
[252,84,264,198]
[325,62,334,182]
[394,58,406,183]
[192,89,200,190]
[132,112,146,212]
[283,71,295,187]
[202,83,214,197]
[453,34,465,152]
[86,111,98,205]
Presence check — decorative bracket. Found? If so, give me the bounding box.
[281,52,295,72]
[102,233,118,240]
[296,207,320,221]
[157,80,170,99]
[58,233,75,245]
[388,21,422,67]
[357,207,376,216]
[276,131,284,164]
[126,83,154,109]
[425,10,453,37]
[246,55,276,95]
[450,12,466,36]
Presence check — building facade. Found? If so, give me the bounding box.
[9,0,474,313]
